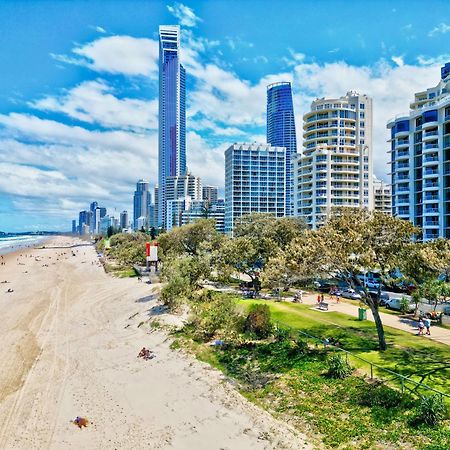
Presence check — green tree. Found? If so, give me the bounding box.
[158,219,222,258]
[216,214,306,290]
[315,209,418,350]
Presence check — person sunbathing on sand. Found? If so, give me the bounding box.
[138,347,147,358]
[73,416,89,428]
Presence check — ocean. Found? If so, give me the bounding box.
[0,235,49,255]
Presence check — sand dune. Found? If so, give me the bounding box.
[0,237,310,449]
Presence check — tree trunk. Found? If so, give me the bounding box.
[367,300,387,351]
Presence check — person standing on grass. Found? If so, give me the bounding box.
[423,317,431,335]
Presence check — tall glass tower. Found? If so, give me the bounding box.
[158,25,186,227]
[267,82,297,215]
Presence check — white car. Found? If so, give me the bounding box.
[385,298,415,313]
[341,289,362,300]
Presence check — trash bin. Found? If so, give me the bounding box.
[358,308,367,321]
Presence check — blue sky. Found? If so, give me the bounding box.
[0,0,449,232]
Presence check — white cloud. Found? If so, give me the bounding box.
[52,35,159,77]
[167,2,202,28]
[30,79,158,130]
[391,55,404,67]
[92,25,106,33]
[428,23,450,37]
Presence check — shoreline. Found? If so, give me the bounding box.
[0,236,310,449]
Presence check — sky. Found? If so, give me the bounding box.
[0,0,449,232]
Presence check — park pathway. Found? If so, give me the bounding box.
[300,293,450,346]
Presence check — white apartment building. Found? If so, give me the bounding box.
[164,173,202,229]
[373,178,392,214]
[294,91,373,229]
[388,63,450,240]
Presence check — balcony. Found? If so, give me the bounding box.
[396,150,409,158]
[424,208,439,214]
[422,121,439,129]
[424,143,439,150]
[396,141,410,148]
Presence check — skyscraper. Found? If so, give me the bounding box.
[133,180,152,230]
[89,201,98,233]
[267,82,297,215]
[388,63,450,240]
[120,210,129,230]
[294,91,373,229]
[158,25,186,227]
[225,143,286,234]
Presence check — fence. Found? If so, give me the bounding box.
[275,320,450,403]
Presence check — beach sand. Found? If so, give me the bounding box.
[0,237,310,449]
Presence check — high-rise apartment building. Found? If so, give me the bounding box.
[267,82,297,216]
[78,210,91,233]
[294,91,373,229]
[71,219,77,234]
[224,143,286,233]
[388,63,450,240]
[158,25,186,227]
[133,179,152,230]
[373,179,392,215]
[120,210,129,230]
[202,185,219,203]
[89,201,98,233]
[164,174,202,229]
[181,199,225,233]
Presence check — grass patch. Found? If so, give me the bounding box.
[237,300,450,398]
[173,331,449,449]
[112,267,139,278]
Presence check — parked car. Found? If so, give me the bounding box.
[385,297,415,312]
[341,289,362,300]
[443,306,450,316]
[369,291,390,306]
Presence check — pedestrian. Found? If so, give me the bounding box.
[321,293,324,303]
[423,317,431,335]
[317,294,321,304]
[418,319,425,336]
[298,290,303,303]
[336,290,341,303]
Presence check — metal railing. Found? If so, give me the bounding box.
[275,320,450,402]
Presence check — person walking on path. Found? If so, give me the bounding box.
[317,294,321,304]
[423,317,431,335]
[418,319,425,336]
[320,293,324,303]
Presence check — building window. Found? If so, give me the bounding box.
[360,103,365,109]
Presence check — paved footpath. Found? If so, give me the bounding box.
[300,292,450,346]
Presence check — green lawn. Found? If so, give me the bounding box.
[238,299,450,398]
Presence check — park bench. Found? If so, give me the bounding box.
[318,302,329,311]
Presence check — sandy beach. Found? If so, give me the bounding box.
[0,237,309,450]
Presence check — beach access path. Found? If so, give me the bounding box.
[0,237,310,450]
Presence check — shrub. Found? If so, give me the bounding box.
[327,353,352,379]
[399,296,410,314]
[273,326,290,342]
[413,395,448,427]
[244,304,272,338]
[359,382,404,408]
[190,293,243,341]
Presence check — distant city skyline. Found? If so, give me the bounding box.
[0,1,450,231]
